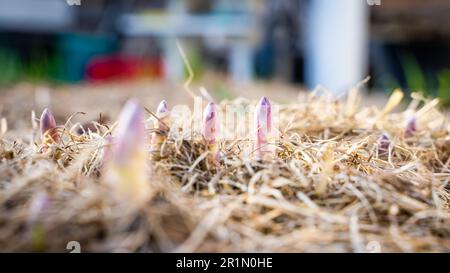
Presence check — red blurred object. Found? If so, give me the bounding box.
[86,54,164,81]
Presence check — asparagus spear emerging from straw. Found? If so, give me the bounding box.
[150,100,170,158]
[104,99,150,205]
[40,108,59,144]
[405,117,417,138]
[254,97,272,161]
[377,133,390,156]
[203,101,220,166]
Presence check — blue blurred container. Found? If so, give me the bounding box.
[57,33,117,83]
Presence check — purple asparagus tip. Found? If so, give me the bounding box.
[113,99,145,165]
[405,117,417,138]
[378,133,390,155]
[104,98,150,204]
[151,100,170,155]
[154,100,170,131]
[203,102,220,144]
[260,96,270,106]
[40,108,58,141]
[254,97,272,160]
[203,101,220,166]
[156,100,169,116]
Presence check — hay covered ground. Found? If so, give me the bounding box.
[0,80,449,253]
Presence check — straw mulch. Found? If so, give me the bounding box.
[0,88,449,253]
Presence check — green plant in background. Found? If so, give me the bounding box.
[214,84,233,101]
[26,52,65,85]
[401,52,450,107]
[26,51,50,83]
[0,48,23,86]
[0,47,66,88]
[437,69,450,106]
[185,45,204,82]
[401,53,428,92]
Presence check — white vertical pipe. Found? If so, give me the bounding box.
[230,41,252,84]
[305,0,369,95]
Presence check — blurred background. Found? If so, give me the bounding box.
[0,0,449,126]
